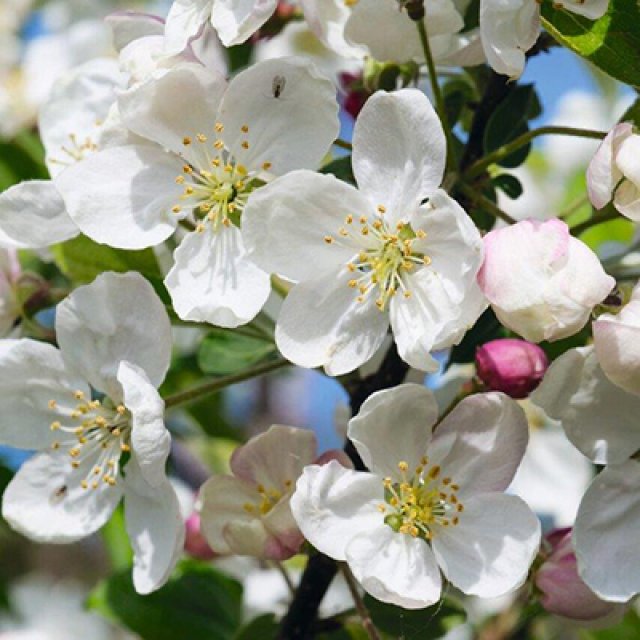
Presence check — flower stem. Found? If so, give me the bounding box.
[164,358,289,408]
[458,183,517,226]
[341,564,382,640]
[571,208,620,236]
[465,126,606,179]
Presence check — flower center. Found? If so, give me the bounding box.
[243,479,293,516]
[48,390,131,492]
[324,207,431,311]
[379,459,464,540]
[47,132,99,169]
[171,122,270,234]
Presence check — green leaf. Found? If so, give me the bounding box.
[493,173,524,199]
[541,0,640,88]
[234,614,278,639]
[620,96,640,127]
[51,234,163,286]
[448,308,505,365]
[321,156,355,184]
[580,608,640,639]
[101,506,133,572]
[198,329,276,375]
[88,560,243,640]
[364,596,466,640]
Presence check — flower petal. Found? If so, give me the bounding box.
[348,384,438,478]
[290,460,384,561]
[0,181,78,249]
[431,493,540,597]
[2,451,122,543]
[352,89,446,224]
[106,11,166,52]
[164,0,212,54]
[211,0,278,46]
[275,268,389,375]
[165,224,271,327]
[56,272,172,400]
[218,57,340,174]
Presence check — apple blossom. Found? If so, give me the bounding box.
[0,248,20,337]
[243,88,486,375]
[477,219,615,343]
[0,272,184,594]
[57,57,339,328]
[291,384,540,608]
[587,123,640,221]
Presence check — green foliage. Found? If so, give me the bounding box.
[541,0,640,88]
[101,506,133,572]
[620,96,640,127]
[198,329,276,375]
[321,156,356,184]
[88,560,243,640]
[443,79,475,128]
[580,608,640,639]
[449,308,506,365]
[0,132,48,191]
[492,173,524,199]
[234,614,278,639]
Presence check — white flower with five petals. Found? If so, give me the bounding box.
[243,88,486,375]
[0,272,184,595]
[291,384,541,608]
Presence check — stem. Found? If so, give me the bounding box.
[273,561,296,596]
[458,183,517,226]
[164,358,289,408]
[571,208,620,236]
[416,20,454,172]
[465,126,606,179]
[333,138,353,151]
[341,564,382,640]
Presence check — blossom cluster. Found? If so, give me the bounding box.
[0,0,638,636]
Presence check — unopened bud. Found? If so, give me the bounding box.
[476,338,548,399]
[184,512,216,560]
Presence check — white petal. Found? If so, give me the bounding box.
[613,179,640,222]
[124,459,185,594]
[242,170,372,281]
[290,460,384,561]
[348,384,438,478]
[218,57,340,174]
[574,461,640,602]
[211,0,278,46]
[56,144,182,249]
[2,451,122,543]
[275,269,389,375]
[431,392,529,497]
[106,11,166,52]
[56,272,172,400]
[431,493,540,597]
[119,362,169,489]
[0,181,78,249]
[532,347,640,465]
[352,89,446,224]
[164,0,212,54]
[118,63,226,160]
[347,526,442,608]
[0,339,88,450]
[165,224,271,327]
[560,0,608,18]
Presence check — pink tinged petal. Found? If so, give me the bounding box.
[218,57,340,174]
[165,224,271,328]
[0,181,78,249]
[613,179,640,222]
[431,392,529,497]
[56,144,183,250]
[56,272,172,401]
[2,451,122,543]
[261,498,305,559]
[275,269,389,376]
[242,170,372,282]
[587,123,633,210]
[123,458,185,594]
[290,460,385,562]
[230,424,317,489]
[211,0,278,46]
[347,384,438,478]
[574,460,640,602]
[119,362,169,489]
[352,89,446,224]
[532,347,640,465]
[346,527,442,609]
[164,0,212,55]
[106,11,166,52]
[118,63,226,160]
[431,493,541,597]
[0,339,89,450]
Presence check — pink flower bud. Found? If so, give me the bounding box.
[536,528,621,622]
[184,512,216,560]
[476,338,548,398]
[339,72,370,120]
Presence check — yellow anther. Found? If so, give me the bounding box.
[377,204,386,214]
[215,122,224,132]
[50,421,61,431]
[396,222,405,231]
[241,141,249,149]
[345,214,353,224]
[429,465,441,479]
[361,226,369,236]
[416,229,427,239]
[421,456,428,465]
[451,484,460,491]
[172,205,182,214]
[89,400,101,409]
[359,216,367,224]
[184,186,194,195]
[121,443,131,453]
[223,218,231,227]
[348,279,358,288]
[48,399,57,409]
[347,263,356,272]
[71,461,80,469]
[183,165,193,174]
[339,227,348,237]
[117,405,126,415]
[453,517,460,525]
[81,480,88,489]
[457,504,464,512]
[51,442,60,450]
[211,158,220,167]
[95,416,107,427]
[443,477,451,485]
[91,481,99,489]
[235,181,245,190]
[71,410,81,419]
[398,461,409,472]
[262,161,272,171]
[175,175,185,184]
[257,484,266,494]
[373,220,383,230]
[243,503,255,513]
[197,133,207,143]
[182,136,192,146]
[423,255,432,265]
[214,140,224,149]
[377,504,387,512]
[404,291,412,299]
[93,467,101,475]
[240,124,249,133]
[324,236,334,244]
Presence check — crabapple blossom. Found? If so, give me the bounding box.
[243,88,486,375]
[0,272,184,594]
[199,425,348,560]
[587,123,640,221]
[56,57,339,327]
[477,218,615,343]
[291,384,541,608]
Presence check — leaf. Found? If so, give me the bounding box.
[52,234,163,286]
[620,95,640,127]
[541,0,640,88]
[234,614,278,639]
[321,156,355,184]
[448,308,506,365]
[364,596,466,640]
[88,560,243,640]
[580,608,640,640]
[198,329,276,375]
[492,174,523,199]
